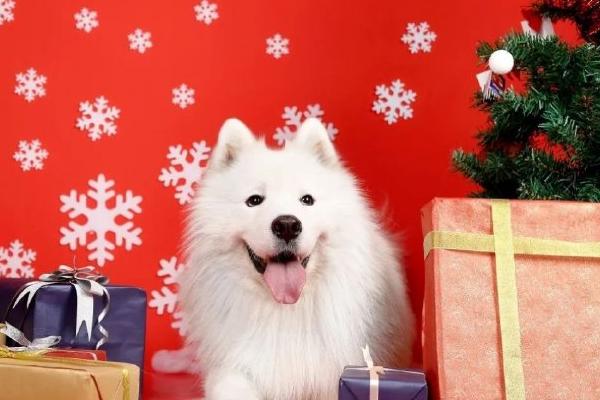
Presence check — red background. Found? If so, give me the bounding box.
[0,0,577,397]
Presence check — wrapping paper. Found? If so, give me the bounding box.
[0,353,139,400]
[421,198,600,399]
[0,278,31,318]
[44,349,107,361]
[1,282,146,371]
[339,366,427,400]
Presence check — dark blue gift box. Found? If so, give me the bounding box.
[339,366,428,400]
[0,278,29,317]
[0,278,147,372]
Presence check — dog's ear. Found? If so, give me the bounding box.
[210,118,255,169]
[292,118,338,166]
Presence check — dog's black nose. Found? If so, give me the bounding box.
[271,215,302,242]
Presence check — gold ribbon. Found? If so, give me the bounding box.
[0,345,130,400]
[422,199,600,400]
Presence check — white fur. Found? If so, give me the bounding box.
[180,118,415,400]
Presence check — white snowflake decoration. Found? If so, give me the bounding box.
[266,33,289,59]
[13,139,49,171]
[14,68,47,102]
[171,309,188,335]
[74,8,99,33]
[128,28,152,54]
[0,0,15,25]
[59,174,142,267]
[159,141,211,205]
[194,0,219,25]
[273,104,338,145]
[0,240,35,278]
[149,257,187,335]
[372,79,416,124]
[172,84,195,109]
[76,96,120,141]
[401,22,437,54]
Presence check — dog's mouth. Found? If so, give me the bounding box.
[246,244,310,305]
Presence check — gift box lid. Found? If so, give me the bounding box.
[339,366,427,400]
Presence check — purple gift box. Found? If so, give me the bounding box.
[0,278,147,372]
[339,366,427,400]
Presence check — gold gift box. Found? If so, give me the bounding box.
[0,351,139,400]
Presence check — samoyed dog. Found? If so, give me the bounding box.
[180,118,414,400]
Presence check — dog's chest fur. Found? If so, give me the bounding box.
[194,257,376,399]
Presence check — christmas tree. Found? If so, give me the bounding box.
[452,1,600,200]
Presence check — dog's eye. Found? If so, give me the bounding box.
[300,194,315,206]
[245,195,264,207]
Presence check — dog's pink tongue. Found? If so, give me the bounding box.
[264,261,306,304]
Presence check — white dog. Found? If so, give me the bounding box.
[180,118,414,400]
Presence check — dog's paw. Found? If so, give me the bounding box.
[204,369,261,400]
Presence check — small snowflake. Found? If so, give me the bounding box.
[194,0,218,25]
[266,33,289,59]
[172,84,195,109]
[0,240,35,278]
[14,68,47,102]
[273,104,338,145]
[76,96,120,141]
[59,174,142,266]
[149,257,186,335]
[159,141,211,205]
[13,139,49,171]
[372,79,416,124]
[128,28,152,54]
[401,22,437,54]
[0,0,15,25]
[74,8,98,33]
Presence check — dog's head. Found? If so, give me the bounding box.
[192,118,356,305]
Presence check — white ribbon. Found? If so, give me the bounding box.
[362,345,385,400]
[1,321,61,351]
[12,265,110,349]
[345,345,386,400]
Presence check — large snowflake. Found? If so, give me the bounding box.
[76,96,121,141]
[172,84,195,109]
[159,141,212,205]
[59,174,142,267]
[14,68,47,102]
[0,0,15,25]
[372,79,416,124]
[273,104,338,145]
[128,28,152,54]
[13,139,49,171]
[194,0,219,25]
[74,8,99,33]
[401,22,437,54]
[266,33,289,59]
[0,240,35,278]
[149,257,187,336]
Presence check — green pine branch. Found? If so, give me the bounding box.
[453,29,600,201]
